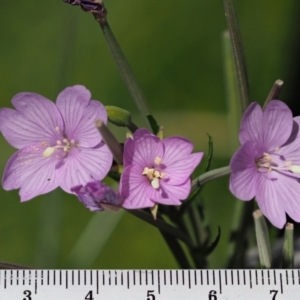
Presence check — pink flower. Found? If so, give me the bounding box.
[0,85,113,201]
[120,129,203,209]
[230,100,300,228]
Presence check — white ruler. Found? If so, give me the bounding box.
[0,269,299,299]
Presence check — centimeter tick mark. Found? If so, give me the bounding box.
[97,271,99,294]
[182,270,185,285]
[219,270,222,294]
[194,270,197,286]
[163,270,166,286]
[274,270,277,285]
[139,270,142,286]
[47,270,49,286]
[35,271,37,294]
[249,270,252,289]
[72,271,74,286]
[292,270,295,285]
[188,270,191,289]
[170,270,172,285]
[109,270,111,286]
[206,270,209,285]
[243,270,246,285]
[151,270,154,286]
[116,271,118,286]
[103,271,105,286]
[29,270,31,286]
[212,270,215,286]
[157,270,161,294]
[200,270,203,285]
[267,270,270,285]
[17,270,19,286]
[84,270,87,286]
[77,270,80,285]
[66,270,68,289]
[286,270,288,285]
[237,270,240,285]
[41,270,43,286]
[60,270,62,286]
[4,270,6,289]
[145,271,148,285]
[224,270,227,286]
[261,270,264,285]
[127,271,129,289]
[176,270,178,285]
[280,273,283,294]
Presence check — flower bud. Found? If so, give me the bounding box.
[106,106,132,128]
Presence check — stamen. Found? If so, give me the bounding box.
[290,165,300,174]
[154,157,162,165]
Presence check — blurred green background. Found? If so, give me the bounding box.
[0,0,298,268]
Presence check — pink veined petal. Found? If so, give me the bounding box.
[123,137,135,167]
[56,143,113,193]
[158,179,191,205]
[120,165,154,209]
[2,144,59,201]
[123,129,161,167]
[0,93,63,149]
[255,172,287,229]
[127,134,164,168]
[268,172,300,224]
[72,100,107,148]
[262,100,293,151]
[163,152,203,185]
[55,85,92,140]
[229,142,258,200]
[278,117,300,165]
[239,102,263,147]
[162,137,194,165]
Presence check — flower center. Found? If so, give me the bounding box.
[255,151,300,174]
[142,156,166,189]
[42,127,79,159]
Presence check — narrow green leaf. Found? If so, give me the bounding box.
[204,134,213,172]
[147,114,160,135]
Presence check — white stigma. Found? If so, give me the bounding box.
[151,178,160,189]
[43,147,55,158]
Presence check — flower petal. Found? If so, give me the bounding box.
[163,152,203,185]
[120,165,154,209]
[55,85,92,141]
[162,137,194,164]
[72,100,107,147]
[255,172,287,228]
[56,142,113,193]
[124,133,164,168]
[239,102,263,147]
[262,100,293,150]
[123,129,155,167]
[0,93,63,149]
[229,141,258,200]
[158,179,191,205]
[278,117,300,165]
[2,144,59,201]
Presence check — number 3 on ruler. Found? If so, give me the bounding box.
[23,290,32,300]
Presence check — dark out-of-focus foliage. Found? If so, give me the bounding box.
[0,0,298,268]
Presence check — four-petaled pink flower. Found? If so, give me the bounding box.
[120,129,203,209]
[230,100,300,228]
[0,85,113,201]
